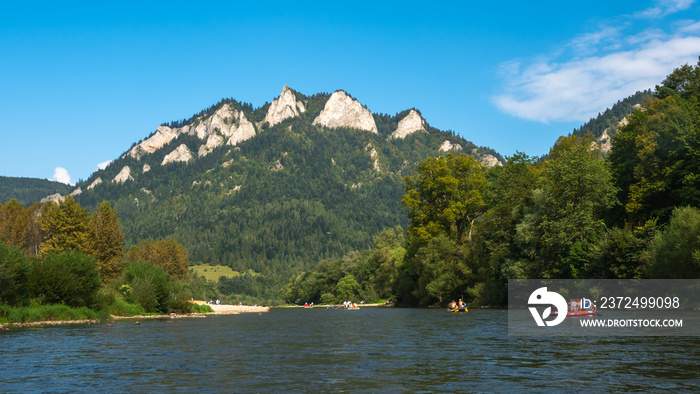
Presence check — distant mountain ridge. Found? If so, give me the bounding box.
[0,176,72,206]
[573,90,652,154]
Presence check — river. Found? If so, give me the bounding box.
[1,308,698,392]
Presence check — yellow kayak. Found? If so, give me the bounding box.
[448,307,468,313]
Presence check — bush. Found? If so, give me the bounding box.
[109,298,147,316]
[648,206,700,278]
[122,262,172,313]
[170,280,195,313]
[31,250,101,308]
[0,242,32,306]
[1,304,105,323]
[191,303,213,313]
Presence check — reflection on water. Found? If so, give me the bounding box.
[1,309,698,392]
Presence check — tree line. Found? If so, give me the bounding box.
[0,195,217,320]
[284,60,700,306]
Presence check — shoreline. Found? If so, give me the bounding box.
[1,304,270,330]
[281,303,389,308]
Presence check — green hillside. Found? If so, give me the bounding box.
[73,89,502,296]
[572,90,652,140]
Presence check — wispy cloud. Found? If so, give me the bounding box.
[635,0,695,19]
[493,1,700,123]
[52,167,72,185]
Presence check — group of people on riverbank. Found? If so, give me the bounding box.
[343,301,359,309]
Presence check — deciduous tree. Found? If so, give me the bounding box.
[126,239,190,279]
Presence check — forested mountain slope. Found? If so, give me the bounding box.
[0,176,72,206]
[573,90,652,154]
[69,86,503,290]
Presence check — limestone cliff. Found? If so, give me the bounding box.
[114,166,134,184]
[390,110,426,139]
[127,103,256,159]
[226,111,256,146]
[128,126,179,160]
[87,177,102,190]
[199,133,224,157]
[365,143,381,172]
[162,144,193,165]
[264,85,306,127]
[312,91,378,134]
[439,140,462,152]
[40,193,65,204]
[480,154,503,168]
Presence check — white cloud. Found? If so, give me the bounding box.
[569,26,621,55]
[679,20,700,32]
[493,17,700,123]
[97,160,112,171]
[52,167,72,185]
[635,0,695,19]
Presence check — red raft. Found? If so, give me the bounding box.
[552,309,597,317]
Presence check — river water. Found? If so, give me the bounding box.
[1,308,698,392]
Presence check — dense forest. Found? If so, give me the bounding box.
[64,89,501,299]
[0,196,218,321]
[0,176,72,206]
[285,61,700,306]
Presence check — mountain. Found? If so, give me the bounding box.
[62,86,502,294]
[0,176,73,206]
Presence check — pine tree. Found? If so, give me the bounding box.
[84,201,126,281]
[40,195,90,255]
[0,199,29,250]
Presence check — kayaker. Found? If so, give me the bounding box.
[449,300,457,309]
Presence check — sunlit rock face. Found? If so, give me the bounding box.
[41,193,65,204]
[439,140,462,152]
[264,85,306,127]
[313,91,378,134]
[87,177,102,190]
[127,103,256,159]
[114,166,134,184]
[199,133,224,157]
[128,126,180,160]
[225,111,256,146]
[365,143,381,172]
[390,110,426,139]
[162,144,193,165]
[480,154,503,168]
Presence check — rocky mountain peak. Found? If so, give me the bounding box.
[127,103,256,160]
[390,110,426,139]
[128,125,179,160]
[312,91,378,134]
[264,85,306,127]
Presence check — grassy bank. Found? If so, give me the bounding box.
[0,304,107,324]
[0,301,214,326]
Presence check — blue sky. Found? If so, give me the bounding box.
[2,1,700,185]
